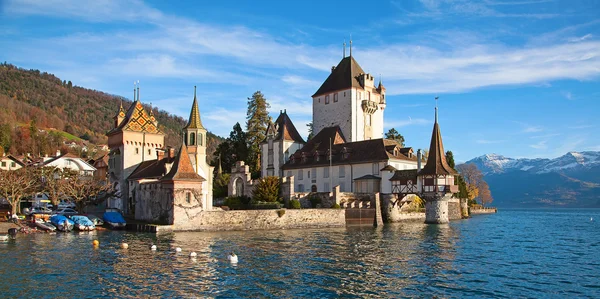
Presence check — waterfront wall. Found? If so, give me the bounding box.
[448,197,461,221]
[160,209,345,232]
[471,207,497,215]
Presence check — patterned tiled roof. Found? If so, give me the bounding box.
[107,100,161,135]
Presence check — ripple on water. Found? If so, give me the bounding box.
[1,209,600,298]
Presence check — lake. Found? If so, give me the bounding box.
[1,209,599,298]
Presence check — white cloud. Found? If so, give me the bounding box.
[385,117,429,128]
[530,140,547,149]
[561,91,574,100]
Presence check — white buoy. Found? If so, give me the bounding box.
[121,243,129,249]
[592,217,594,221]
[175,247,182,252]
[227,252,238,264]
[151,244,157,251]
[190,252,197,257]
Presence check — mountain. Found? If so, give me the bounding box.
[0,63,224,161]
[464,152,600,208]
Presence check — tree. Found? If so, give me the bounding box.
[445,151,456,169]
[0,168,38,214]
[477,181,494,207]
[456,163,483,201]
[213,173,231,199]
[306,122,314,140]
[385,128,405,147]
[252,176,281,203]
[213,123,249,173]
[38,167,69,206]
[61,171,113,212]
[0,123,12,153]
[246,91,270,173]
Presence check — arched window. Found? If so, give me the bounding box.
[199,133,203,146]
[190,132,196,146]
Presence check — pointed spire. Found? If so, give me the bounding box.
[418,98,456,176]
[184,86,205,130]
[217,156,223,175]
[133,81,136,101]
[161,145,204,181]
[343,39,346,58]
[435,96,439,123]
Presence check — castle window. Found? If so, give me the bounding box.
[333,93,338,102]
[344,91,346,97]
[148,149,151,155]
[339,166,345,178]
[1,162,5,167]
[298,170,303,180]
[298,184,304,192]
[186,192,191,204]
[190,133,196,146]
[325,95,330,104]
[135,148,139,155]
[311,168,317,183]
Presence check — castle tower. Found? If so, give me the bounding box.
[183,86,213,209]
[106,83,165,214]
[418,103,458,224]
[261,110,305,177]
[312,49,385,142]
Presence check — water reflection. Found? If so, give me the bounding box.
[1,209,599,298]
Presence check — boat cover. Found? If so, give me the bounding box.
[103,211,126,224]
[50,215,75,226]
[71,216,95,228]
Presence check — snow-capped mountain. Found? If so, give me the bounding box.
[466,151,600,175]
[462,151,600,208]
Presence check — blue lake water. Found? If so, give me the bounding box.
[1,209,599,298]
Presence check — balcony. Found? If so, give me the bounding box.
[361,100,378,114]
[422,185,459,194]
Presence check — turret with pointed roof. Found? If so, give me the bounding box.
[161,145,205,182]
[418,107,457,176]
[184,86,205,130]
[183,86,208,177]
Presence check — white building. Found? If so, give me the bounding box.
[0,154,24,171]
[261,52,418,194]
[40,152,96,176]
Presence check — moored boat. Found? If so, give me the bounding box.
[35,218,57,232]
[103,211,126,229]
[71,215,95,231]
[49,215,75,232]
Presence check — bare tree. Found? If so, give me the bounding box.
[0,168,38,214]
[456,163,484,202]
[477,181,494,207]
[38,167,68,206]
[61,170,114,212]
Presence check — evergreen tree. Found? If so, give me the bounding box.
[446,150,456,169]
[246,91,270,173]
[0,124,11,153]
[385,128,405,147]
[306,122,314,140]
[213,123,249,173]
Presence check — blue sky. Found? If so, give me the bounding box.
[1,0,599,162]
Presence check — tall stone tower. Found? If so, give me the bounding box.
[107,84,165,214]
[417,105,458,224]
[312,50,386,142]
[183,86,213,210]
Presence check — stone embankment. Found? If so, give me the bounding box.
[157,209,345,232]
[470,207,498,215]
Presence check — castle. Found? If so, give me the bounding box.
[106,86,213,223]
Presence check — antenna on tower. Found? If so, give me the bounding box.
[349,35,353,57]
[343,39,346,58]
[434,96,439,123]
[137,80,140,102]
[133,81,136,101]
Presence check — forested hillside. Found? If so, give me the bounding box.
[0,63,223,161]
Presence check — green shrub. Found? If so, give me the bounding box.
[332,203,341,209]
[290,199,301,209]
[249,201,281,209]
[277,209,285,217]
[309,195,321,208]
[252,176,281,202]
[224,197,243,210]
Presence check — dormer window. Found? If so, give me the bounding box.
[333,93,338,102]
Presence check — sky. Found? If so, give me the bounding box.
[1,0,599,162]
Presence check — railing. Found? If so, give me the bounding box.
[422,185,459,193]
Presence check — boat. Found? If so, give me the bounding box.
[71,215,95,231]
[35,218,57,232]
[0,235,8,242]
[103,211,126,229]
[49,215,75,232]
[87,214,104,226]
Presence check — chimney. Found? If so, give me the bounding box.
[156,149,165,161]
[56,149,61,157]
[417,149,422,171]
[168,147,175,158]
[331,66,336,73]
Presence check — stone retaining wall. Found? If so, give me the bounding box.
[470,208,497,215]
[448,198,461,220]
[157,209,345,232]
